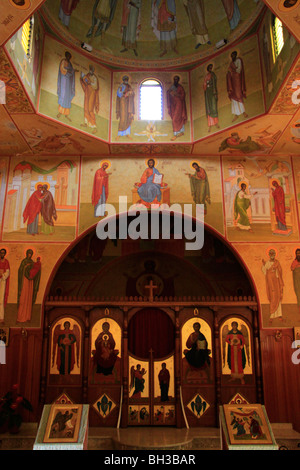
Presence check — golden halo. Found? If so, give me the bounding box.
[190,160,201,170]
[40,182,50,190]
[238,180,248,189]
[100,160,111,170]
[145,157,157,167]
[0,246,9,256]
[265,247,278,258]
[171,74,182,82]
[9,0,31,10]
[34,182,44,191]
[205,61,215,71]
[270,178,281,187]
[278,0,300,11]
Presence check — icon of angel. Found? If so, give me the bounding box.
[134,121,167,142]
[130,364,147,398]
[222,320,251,384]
[52,320,81,375]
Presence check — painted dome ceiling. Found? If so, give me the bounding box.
[40,0,265,68]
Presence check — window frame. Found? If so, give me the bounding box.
[21,16,34,58]
[138,77,164,121]
[271,15,285,62]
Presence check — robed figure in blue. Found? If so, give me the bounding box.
[137,158,163,207]
[57,51,77,122]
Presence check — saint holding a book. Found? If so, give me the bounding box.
[137,159,163,208]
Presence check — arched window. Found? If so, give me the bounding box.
[21,16,34,58]
[272,16,284,60]
[139,79,163,121]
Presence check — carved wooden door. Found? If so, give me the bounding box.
[128,351,176,426]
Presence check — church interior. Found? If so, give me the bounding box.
[1,0,300,451]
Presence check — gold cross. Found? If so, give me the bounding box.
[145,279,158,301]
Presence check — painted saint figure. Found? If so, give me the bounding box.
[184,322,211,375]
[93,322,119,375]
[59,0,80,28]
[158,362,170,402]
[262,249,284,322]
[262,24,273,93]
[116,76,135,140]
[32,133,84,154]
[249,414,263,439]
[40,185,57,235]
[225,321,246,384]
[227,51,248,122]
[167,75,187,141]
[186,162,210,214]
[80,65,100,134]
[17,250,41,323]
[86,0,118,38]
[50,410,73,437]
[57,51,78,122]
[0,249,10,324]
[120,0,142,56]
[203,64,219,132]
[219,132,261,154]
[92,162,111,217]
[271,180,288,233]
[137,159,163,208]
[53,321,80,375]
[291,249,300,310]
[130,364,147,398]
[221,0,241,31]
[183,0,211,48]
[22,184,43,236]
[234,183,257,232]
[151,0,178,57]
[231,416,246,436]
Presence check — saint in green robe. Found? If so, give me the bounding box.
[189,167,210,212]
[234,189,251,229]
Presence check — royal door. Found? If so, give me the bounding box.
[126,308,177,426]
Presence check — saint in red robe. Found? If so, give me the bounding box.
[59,0,80,27]
[92,164,109,216]
[23,186,43,234]
[272,183,287,231]
[0,258,10,308]
[227,57,246,104]
[167,82,187,136]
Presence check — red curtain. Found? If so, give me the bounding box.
[128,308,175,359]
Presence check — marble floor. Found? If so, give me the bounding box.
[88,423,300,450]
[0,423,300,450]
[89,425,220,450]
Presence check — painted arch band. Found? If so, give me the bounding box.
[95,199,205,251]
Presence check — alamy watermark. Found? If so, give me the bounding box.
[291,341,300,365]
[0,340,6,365]
[95,198,205,251]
